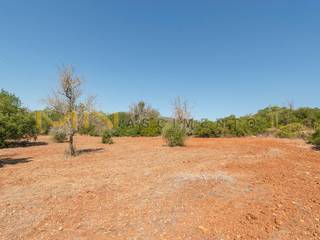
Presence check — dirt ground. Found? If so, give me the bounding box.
[0,136,320,240]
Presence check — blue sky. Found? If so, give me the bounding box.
[0,0,319,119]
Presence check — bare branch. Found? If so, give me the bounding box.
[172,96,191,121]
[46,65,83,156]
[129,100,160,123]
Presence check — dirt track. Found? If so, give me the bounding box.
[1,136,320,240]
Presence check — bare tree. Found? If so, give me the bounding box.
[78,95,96,128]
[129,101,160,124]
[172,97,191,122]
[47,65,82,156]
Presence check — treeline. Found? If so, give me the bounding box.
[1,88,320,149]
[39,103,164,137]
[194,107,320,148]
[38,105,320,139]
[38,101,320,146]
[194,106,320,139]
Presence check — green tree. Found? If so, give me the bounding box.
[0,89,37,147]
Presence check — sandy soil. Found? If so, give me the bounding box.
[1,136,320,240]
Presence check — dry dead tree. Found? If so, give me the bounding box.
[47,65,83,156]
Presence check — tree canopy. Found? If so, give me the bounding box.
[0,89,37,147]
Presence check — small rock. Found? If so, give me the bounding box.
[246,213,258,221]
[198,225,209,234]
[274,217,282,226]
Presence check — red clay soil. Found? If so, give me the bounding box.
[1,136,320,240]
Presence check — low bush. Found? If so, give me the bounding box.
[277,123,307,139]
[112,125,157,137]
[49,126,67,143]
[162,122,186,147]
[111,127,127,137]
[124,126,140,137]
[309,129,320,148]
[140,119,162,137]
[102,130,114,144]
[78,125,100,137]
[193,120,223,138]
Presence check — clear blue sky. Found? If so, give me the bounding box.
[0,0,319,119]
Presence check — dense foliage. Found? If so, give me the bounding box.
[193,120,223,138]
[277,123,308,139]
[194,106,320,141]
[107,111,163,137]
[0,90,37,147]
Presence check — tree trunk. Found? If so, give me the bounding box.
[69,132,76,156]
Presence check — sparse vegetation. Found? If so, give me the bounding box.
[129,101,160,124]
[277,123,308,139]
[101,130,114,144]
[2,4,320,239]
[1,87,320,149]
[49,126,67,143]
[162,122,186,147]
[172,97,191,122]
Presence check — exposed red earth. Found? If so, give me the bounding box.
[1,136,320,240]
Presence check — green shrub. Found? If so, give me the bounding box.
[37,109,64,134]
[0,89,37,147]
[124,126,140,137]
[102,130,114,144]
[310,129,320,148]
[162,122,186,147]
[49,126,67,143]
[140,119,162,137]
[78,124,100,136]
[277,123,307,139]
[0,115,6,147]
[194,120,223,138]
[111,127,126,137]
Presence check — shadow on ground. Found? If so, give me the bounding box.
[4,141,48,148]
[0,157,32,168]
[76,148,104,155]
[312,145,320,151]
